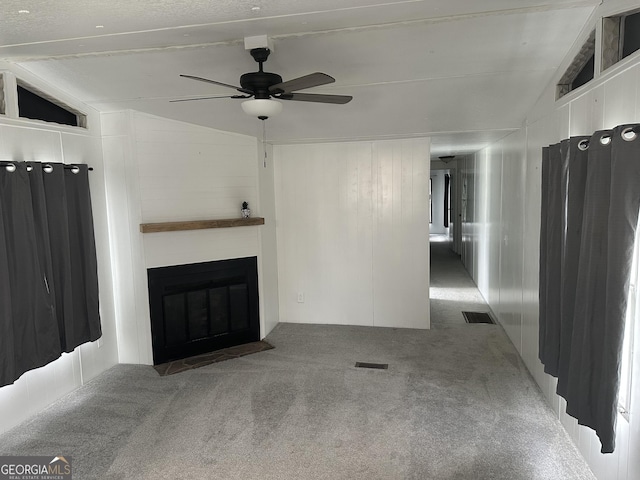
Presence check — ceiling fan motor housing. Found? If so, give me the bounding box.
[240,71,283,99]
[240,48,283,99]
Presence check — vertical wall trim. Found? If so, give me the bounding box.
[2,71,19,119]
[129,110,153,364]
[371,143,376,327]
[498,148,505,326]
[521,126,529,354]
[57,131,64,160]
[594,16,604,81]
[77,349,84,386]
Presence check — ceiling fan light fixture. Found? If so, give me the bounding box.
[241,98,283,119]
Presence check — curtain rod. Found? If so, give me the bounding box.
[0,161,93,171]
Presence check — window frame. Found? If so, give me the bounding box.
[557,30,596,99]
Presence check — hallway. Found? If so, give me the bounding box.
[429,235,492,329]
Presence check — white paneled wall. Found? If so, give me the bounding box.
[257,142,280,336]
[459,46,640,480]
[275,138,430,329]
[134,115,259,223]
[101,111,279,363]
[498,129,526,348]
[0,67,118,435]
[102,111,151,365]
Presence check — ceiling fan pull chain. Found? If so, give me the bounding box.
[263,120,267,168]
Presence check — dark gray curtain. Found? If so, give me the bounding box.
[539,124,640,453]
[0,162,100,387]
[538,146,550,367]
[43,163,101,351]
[539,141,567,377]
[0,164,60,385]
[556,136,590,398]
[444,174,450,228]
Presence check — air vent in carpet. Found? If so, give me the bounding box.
[355,362,388,369]
[462,311,494,324]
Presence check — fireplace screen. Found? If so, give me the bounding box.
[147,257,259,364]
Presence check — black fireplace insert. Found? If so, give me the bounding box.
[147,257,260,365]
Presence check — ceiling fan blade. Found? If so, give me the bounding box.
[278,93,353,104]
[179,74,253,95]
[170,94,251,103]
[269,72,335,94]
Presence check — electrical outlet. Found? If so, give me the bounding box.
[297,292,305,303]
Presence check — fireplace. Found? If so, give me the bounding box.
[147,257,260,365]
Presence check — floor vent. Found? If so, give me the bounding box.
[355,362,388,369]
[462,311,494,324]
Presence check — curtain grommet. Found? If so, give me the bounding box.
[70,165,80,174]
[5,163,16,173]
[43,164,54,173]
[621,127,637,142]
[578,140,590,151]
[600,134,612,145]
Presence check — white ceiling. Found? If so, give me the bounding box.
[0,0,597,158]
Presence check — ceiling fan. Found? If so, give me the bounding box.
[174,48,353,120]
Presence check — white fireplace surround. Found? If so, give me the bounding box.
[101,110,279,365]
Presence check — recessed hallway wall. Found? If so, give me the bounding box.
[274,139,430,329]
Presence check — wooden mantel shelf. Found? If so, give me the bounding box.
[140,217,265,233]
